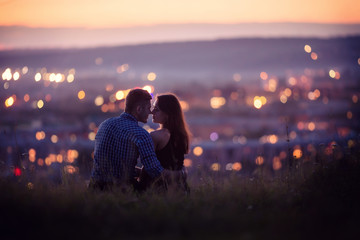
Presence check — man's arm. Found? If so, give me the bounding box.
[136,134,164,178]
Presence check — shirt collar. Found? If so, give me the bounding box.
[121,112,138,122]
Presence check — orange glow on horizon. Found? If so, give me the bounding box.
[0,1,359,28]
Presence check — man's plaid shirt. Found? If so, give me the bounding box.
[91,112,164,183]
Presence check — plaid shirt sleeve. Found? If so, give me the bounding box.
[91,113,164,183]
[135,132,164,178]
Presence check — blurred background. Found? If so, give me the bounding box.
[1,0,359,181]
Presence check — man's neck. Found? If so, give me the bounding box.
[124,112,138,122]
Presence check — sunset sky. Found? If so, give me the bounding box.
[1,0,360,28]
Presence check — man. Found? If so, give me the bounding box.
[90,88,164,191]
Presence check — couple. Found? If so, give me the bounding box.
[89,88,191,194]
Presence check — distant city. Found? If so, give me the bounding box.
[1,23,360,49]
[1,36,359,181]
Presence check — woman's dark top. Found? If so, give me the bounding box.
[137,136,189,194]
[156,139,184,171]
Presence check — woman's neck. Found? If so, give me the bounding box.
[160,124,169,130]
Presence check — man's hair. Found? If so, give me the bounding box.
[125,89,152,113]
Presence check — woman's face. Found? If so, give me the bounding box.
[152,101,168,124]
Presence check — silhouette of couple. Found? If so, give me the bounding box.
[89,88,191,194]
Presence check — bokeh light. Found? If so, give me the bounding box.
[179,100,189,112]
[284,88,292,97]
[22,66,28,74]
[268,78,277,92]
[29,148,36,162]
[35,131,46,141]
[226,163,233,171]
[280,94,288,104]
[255,156,264,165]
[184,158,192,167]
[67,74,75,83]
[27,182,34,190]
[329,69,336,78]
[293,146,303,159]
[38,158,44,166]
[273,157,282,170]
[24,94,30,102]
[260,96,267,105]
[14,167,21,176]
[268,135,278,144]
[64,165,76,174]
[94,95,104,106]
[117,64,129,73]
[233,73,241,82]
[35,73,41,81]
[260,71,268,80]
[311,52,318,60]
[232,162,242,171]
[288,77,297,86]
[51,135,58,143]
[147,72,156,81]
[45,94,52,102]
[88,132,96,141]
[211,163,220,171]
[66,149,79,163]
[193,146,203,156]
[5,96,15,107]
[13,72,20,81]
[352,95,358,103]
[2,68,12,81]
[142,85,154,94]
[78,90,85,100]
[37,100,44,109]
[106,84,114,92]
[116,90,128,100]
[210,132,219,141]
[252,96,267,109]
[254,99,262,109]
[308,122,316,131]
[210,97,226,109]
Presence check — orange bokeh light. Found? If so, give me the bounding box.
[293,148,303,159]
[232,162,242,171]
[78,90,85,100]
[184,158,192,167]
[255,156,264,165]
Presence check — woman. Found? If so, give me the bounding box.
[139,93,191,194]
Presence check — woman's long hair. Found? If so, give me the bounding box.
[156,94,191,154]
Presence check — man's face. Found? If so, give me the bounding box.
[137,101,152,123]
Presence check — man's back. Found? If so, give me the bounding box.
[91,112,163,185]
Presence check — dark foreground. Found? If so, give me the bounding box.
[1,156,360,240]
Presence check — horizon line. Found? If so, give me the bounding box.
[1,22,360,29]
[1,22,360,51]
[2,35,360,52]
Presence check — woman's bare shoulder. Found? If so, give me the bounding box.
[151,128,170,139]
[150,128,170,149]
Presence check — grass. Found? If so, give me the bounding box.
[1,149,360,240]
